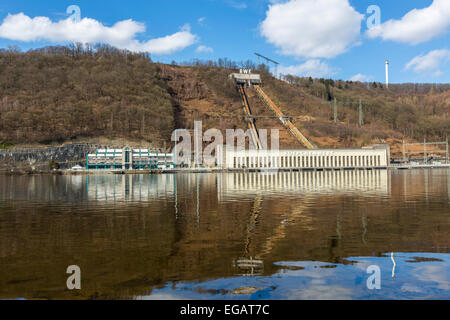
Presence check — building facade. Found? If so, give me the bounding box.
[224,146,389,170]
[87,148,175,170]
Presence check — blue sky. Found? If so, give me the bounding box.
[0,0,449,83]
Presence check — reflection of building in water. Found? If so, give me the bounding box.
[218,170,389,200]
[233,257,264,276]
[224,146,389,170]
[87,148,175,170]
[86,175,175,201]
[226,170,391,273]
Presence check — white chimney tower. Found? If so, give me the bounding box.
[385,60,389,88]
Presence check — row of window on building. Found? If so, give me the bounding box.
[232,154,386,169]
[87,149,175,170]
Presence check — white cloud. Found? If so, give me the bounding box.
[405,49,450,76]
[288,285,354,300]
[349,73,373,82]
[196,45,214,53]
[260,0,364,59]
[413,265,450,291]
[366,0,450,45]
[0,13,198,55]
[197,17,206,26]
[227,1,247,10]
[279,59,336,78]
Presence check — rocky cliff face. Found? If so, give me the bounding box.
[0,144,99,171]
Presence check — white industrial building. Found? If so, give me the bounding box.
[223,145,389,170]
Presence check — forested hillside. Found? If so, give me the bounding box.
[0,45,449,155]
[0,45,174,145]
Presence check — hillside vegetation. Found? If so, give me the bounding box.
[0,45,173,146]
[0,45,449,156]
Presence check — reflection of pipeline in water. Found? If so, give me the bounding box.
[86,174,176,202]
[243,195,263,257]
[233,183,376,267]
[218,170,390,201]
[234,192,314,274]
[257,199,313,260]
[362,213,367,245]
[234,195,264,276]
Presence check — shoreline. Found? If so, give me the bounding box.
[1,165,449,176]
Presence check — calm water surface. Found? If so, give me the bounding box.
[0,169,449,300]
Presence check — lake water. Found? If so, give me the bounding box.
[0,169,449,300]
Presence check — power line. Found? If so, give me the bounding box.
[321,98,370,125]
[254,53,279,66]
[254,53,279,77]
